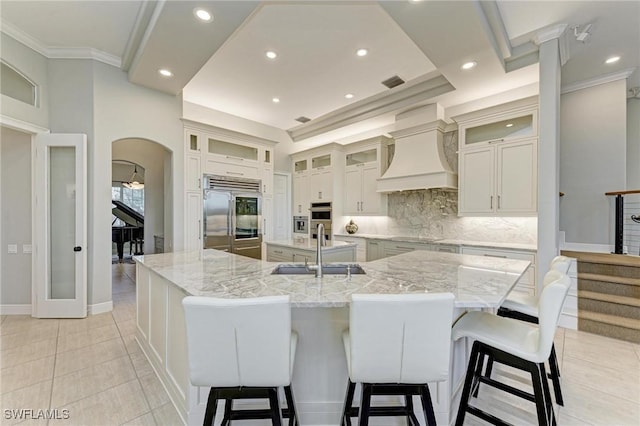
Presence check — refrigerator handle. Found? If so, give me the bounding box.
[229,198,235,237]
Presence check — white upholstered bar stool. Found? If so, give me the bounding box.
[341,293,455,426]
[182,295,298,426]
[453,272,571,426]
[496,256,572,405]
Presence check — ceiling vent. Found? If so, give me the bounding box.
[381,75,405,89]
[295,116,311,124]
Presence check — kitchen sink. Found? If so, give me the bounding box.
[271,264,366,275]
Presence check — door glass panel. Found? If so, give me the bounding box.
[346,148,376,166]
[48,146,76,299]
[235,196,259,239]
[294,160,307,172]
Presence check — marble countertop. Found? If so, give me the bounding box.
[266,238,356,251]
[134,249,530,309]
[333,233,537,252]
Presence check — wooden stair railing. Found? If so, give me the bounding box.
[605,190,640,254]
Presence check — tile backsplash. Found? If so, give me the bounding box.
[342,189,537,244]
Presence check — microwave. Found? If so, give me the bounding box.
[309,202,332,221]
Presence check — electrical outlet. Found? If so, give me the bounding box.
[23,244,32,254]
[8,244,18,254]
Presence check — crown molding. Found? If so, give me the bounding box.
[1,19,121,68]
[0,114,49,134]
[561,68,636,95]
[121,1,159,72]
[287,73,455,142]
[181,118,278,147]
[532,24,568,46]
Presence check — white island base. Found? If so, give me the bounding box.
[134,249,529,425]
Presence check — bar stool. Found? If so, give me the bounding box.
[182,295,299,426]
[496,256,572,406]
[453,272,571,426]
[341,293,455,426]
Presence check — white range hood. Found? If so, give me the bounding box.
[377,119,457,193]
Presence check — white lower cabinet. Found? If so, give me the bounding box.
[461,246,536,295]
[266,244,356,263]
[366,239,384,261]
[333,236,367,262]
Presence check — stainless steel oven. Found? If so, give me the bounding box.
[293,216,308,234]
[310,202,331,240]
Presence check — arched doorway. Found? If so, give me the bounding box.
[111,138,172,306]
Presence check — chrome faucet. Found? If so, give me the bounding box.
[306,223,325,278]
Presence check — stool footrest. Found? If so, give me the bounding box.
[477,376,536,402]
[467,405,514,426]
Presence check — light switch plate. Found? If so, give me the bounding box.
[8,244,18,254]
[23,244,32,254]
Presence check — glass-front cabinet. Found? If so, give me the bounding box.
[460,111,536,148]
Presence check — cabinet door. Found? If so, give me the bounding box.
[186,192,202,251]
[262,167,274,196]
[361,164,380,214]
[185,130,201,153]
[309,169,332,201]
[497,139,537,214]
[344,167,361,214]
[366,240,383,261]
[293,173,309,214]
[459,147,495,214]
[262,196,273,242]
[186,155,201,191]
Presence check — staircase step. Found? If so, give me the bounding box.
[578,291,640,320]
[579,273,640,287]
[578,290,640,307]
[562,250,640,268]
[579,311,640,344]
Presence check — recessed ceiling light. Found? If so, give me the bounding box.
[461,61,477,70]
[506,123,514,128]
[345,93,354,99]
[605,56,620,64]
[194,8,213,22]
[356,48,368,57]
[158,69,173,77]
[272,97,280,103]
[265,50,278,60]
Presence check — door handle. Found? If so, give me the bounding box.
[73,246,82,252]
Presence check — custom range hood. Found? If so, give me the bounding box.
[377,119,457,192]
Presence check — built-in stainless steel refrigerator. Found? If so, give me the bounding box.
[203,175,262,259]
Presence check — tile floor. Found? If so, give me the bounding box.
[1,262,639,425]
[0,263,181,426]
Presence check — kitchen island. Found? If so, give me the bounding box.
[134,249,529,425]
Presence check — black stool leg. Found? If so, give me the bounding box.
[358,383,372,426]
[530,363,550,426]
[539,363,557,426]
[203,388,218,426]
[284,385,298,426]
[268,387,283,426]
[455,341,482,426]
[405,394,419,426]
[221,399,232,426]
[471,351,487,398]
[548,344,564,406]
[420,384,437,426]
[341,380,356,426]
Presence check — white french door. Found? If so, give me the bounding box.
[33,134,87,318]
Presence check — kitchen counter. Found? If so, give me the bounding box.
[134,249,530,425]
[135,248,529,308]
[334,232,537,252]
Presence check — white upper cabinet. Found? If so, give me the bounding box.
[342,137,390,215]
[456,98,538,217]
[291,143,344,213]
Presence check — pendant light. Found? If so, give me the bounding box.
[123,164,144,189]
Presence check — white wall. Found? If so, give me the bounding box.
[0,126,32,306]
[559,80,627,246]
[0,33,49,128]
[113,139,167,255]
[628,97,640,188]
[92,61,183,306]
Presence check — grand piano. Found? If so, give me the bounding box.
[112,200,144,262]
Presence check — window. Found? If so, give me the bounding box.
[1,61,37,106]
[111,185,144,226]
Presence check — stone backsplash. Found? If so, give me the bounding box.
[342,189,537,245]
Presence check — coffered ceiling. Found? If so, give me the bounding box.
[1,1,638,140]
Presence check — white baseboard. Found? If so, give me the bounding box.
[88,301,113,315]
[0,304,32,315]
[561,242,616,253]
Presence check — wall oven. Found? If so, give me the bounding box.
[310,202,331,240]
